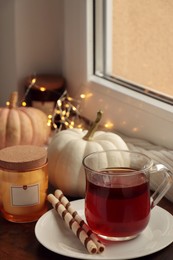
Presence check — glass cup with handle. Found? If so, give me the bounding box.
[83,150,173,241]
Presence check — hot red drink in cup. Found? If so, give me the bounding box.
[83,150,173,241]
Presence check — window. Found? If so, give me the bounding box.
[95,0,173,105]
[63,0,173,149]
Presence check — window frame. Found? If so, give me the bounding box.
[94,0,173,106]
[63,0,173,149]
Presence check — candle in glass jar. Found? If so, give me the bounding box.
[0,145,48,223]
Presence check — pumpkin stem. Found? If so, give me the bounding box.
[8,91,18,109]
[83,110,103,141]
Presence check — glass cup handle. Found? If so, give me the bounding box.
[150,164,173,208]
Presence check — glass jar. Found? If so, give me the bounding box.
[0,145,48,223]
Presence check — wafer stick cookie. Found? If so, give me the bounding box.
[47,194,98,254]
[54,189,105,253]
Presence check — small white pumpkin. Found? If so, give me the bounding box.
[48,111,128,197]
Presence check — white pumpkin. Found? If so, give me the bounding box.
[48,111,128,197]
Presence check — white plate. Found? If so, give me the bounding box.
[35,199,173,259]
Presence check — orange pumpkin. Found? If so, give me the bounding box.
[0,92,51,149]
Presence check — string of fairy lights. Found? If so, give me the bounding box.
[50,89,86,131]
[6,77,87,131]
[6,76,114,132]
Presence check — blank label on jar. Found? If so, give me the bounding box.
[11,184,40,206]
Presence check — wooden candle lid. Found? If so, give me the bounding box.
[0,145,47,171]
[27,74,65,91]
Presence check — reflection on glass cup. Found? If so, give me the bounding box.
[83,150,173,241]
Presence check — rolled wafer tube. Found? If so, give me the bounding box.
[54,189,105,253]
[47,194,98,254]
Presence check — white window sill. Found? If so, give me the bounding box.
[119,132,173,203]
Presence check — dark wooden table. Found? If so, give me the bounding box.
[0,185,173,260]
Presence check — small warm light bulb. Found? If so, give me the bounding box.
[67,96,73,101]
[77,124,83,129]
[57,100,62,107]
[67,121,74,129]
[132,127,139,132]
[66,111,70,117]
[53,123,57,129]
[22,101,27,107]
[31,78,36,85]
[62,110,66,116]
[85,92,93,98]
[72,106,77,111]
[48,114,52,119]
[70,121,74,127]
[80,94,86,99]
[47,121,51,127]
[104,122,114,129]
[47,115,52,126]
[39,87,46,92]
[6,101,10,106]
